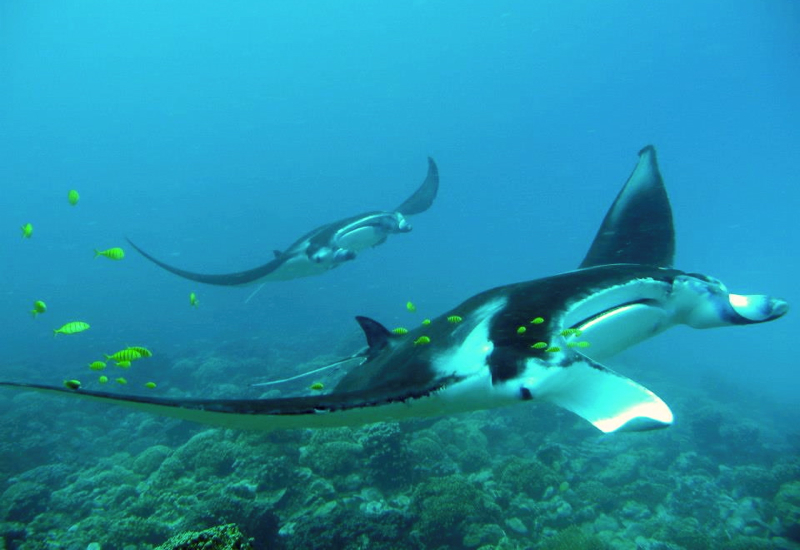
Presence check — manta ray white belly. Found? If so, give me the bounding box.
[337,225,388,251]
[262,252,332,281]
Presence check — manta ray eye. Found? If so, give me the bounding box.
[310,250,329,263]
[681,273,729,295]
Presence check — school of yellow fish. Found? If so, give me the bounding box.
[23,193,567,396]
[19,188,201,392]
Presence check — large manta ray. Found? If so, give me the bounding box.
[0,146,788,433]
[126,157,439,285]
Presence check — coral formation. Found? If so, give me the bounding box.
[539,525,605,550]
[412,474,496,547]
[155,523,253,550]
[497,456,561,500]
[0,347,797,550]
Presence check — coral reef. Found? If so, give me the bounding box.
[0,347,798,550]
[497,456,561,501]
[539,525,605,550]
[155,523,253,550]
[775,481,800,542]
[412,474,497,547]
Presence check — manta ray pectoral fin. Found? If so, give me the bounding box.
[580,145,675,269]
[0,381,245,427]
[0,378,456,430]
[525,357,673,433]
[394,157,439,216]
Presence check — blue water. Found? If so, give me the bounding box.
[0,2,798,547]
[1,0,797,397]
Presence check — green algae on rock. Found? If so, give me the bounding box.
[155,523,253,550]
[0,481,52,523]
[775,480,800,542]
[539,525,605,550]
[412,474,497,547]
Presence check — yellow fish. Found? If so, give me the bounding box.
[309,382,324,391]
[190,292,199,307]
[115,377,128,385]
[406,301,416,312]
[21,223,33,239]
[413,336,431,346]
[67,190,80,206]
[567,341,591,349]
[144,382,157,389]
[30,300,47,318]
[115,360,132,369]
[517,326,527,334]
[391,327,409,335]
[88,361,107,371]
[126,346,153,358]
[53,321,90,336]
[94,247,125,260]
[98,375,109,384]
[531,317,545,325]
[447,315,463,324]
[531,342,548,349]
[63,380,81,390]
[421,319,431,326]
[105,349,142,362]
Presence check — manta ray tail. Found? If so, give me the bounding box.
[126,238,280,286]
[394,157,439,216]
[580,145,675,269]
[529,356,674,433]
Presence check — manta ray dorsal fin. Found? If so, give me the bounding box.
[580,145,675,269]
[394,157,439,216]
[354,316,392,353]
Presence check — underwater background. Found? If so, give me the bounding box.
[1,0,799,549]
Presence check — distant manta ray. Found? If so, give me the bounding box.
[126,157,439,285]
[0,146,788,433]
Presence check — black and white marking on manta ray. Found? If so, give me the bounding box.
[0,146,788,433]
[126,157,439,285]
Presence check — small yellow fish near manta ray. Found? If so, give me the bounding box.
[126,158,439,286]
[94,247,125,260]
[53,321,90,336]
[30,300,47,318]
[0,146,788,435]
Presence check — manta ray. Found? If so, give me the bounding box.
[127,157,439,285]
[0,146,788,433]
